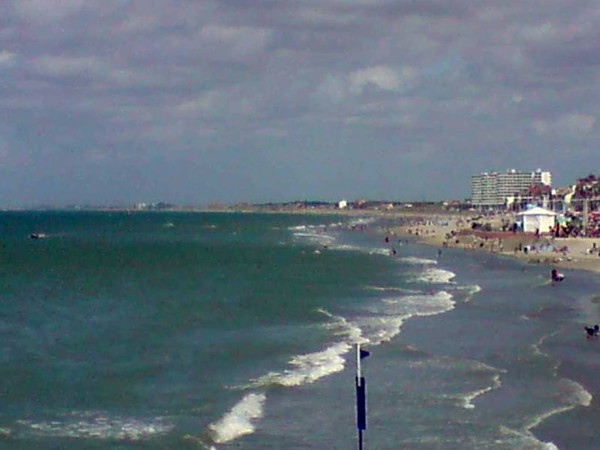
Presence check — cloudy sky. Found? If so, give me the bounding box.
[1,0,598,207]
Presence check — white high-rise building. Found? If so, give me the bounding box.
[471,169,552,208]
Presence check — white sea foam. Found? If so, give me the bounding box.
[382,291,455,317]
[15,411,173,441]
[457,284,482,302]
[461,373,502,409]
[290,222,393,256]
[369,247,394,256]
[525,378,592,431]
[289,222,343,233]
[466,360,505,374]
[208,393,266,444]
[317,308,364,343]
[366,286,421,295]
[400,256,438,265]
[356,315,409,345]
[292,230,337,249]
[292,231,335,242]
[249,342,351,388]
[415,267,456,284]
[530,331,559,358]
[347,217,376,228]
[498,378,592,450]
[562,378,593,407]
[241,309,362,392]
[359,291,456,345]
[330,243,362,252]
[498,426,559,450]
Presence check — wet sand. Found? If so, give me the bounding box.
[382,212,600,449]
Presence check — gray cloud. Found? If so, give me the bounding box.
[0,0,599,206]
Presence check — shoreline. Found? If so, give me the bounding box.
[238,205,600,276]
[362,211,600,276]
[219,205,600,276]
[379,211,600,449]
[335,208,600,449]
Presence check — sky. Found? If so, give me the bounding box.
[0,0,599,207]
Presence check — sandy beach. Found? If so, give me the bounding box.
[376,210,600,276]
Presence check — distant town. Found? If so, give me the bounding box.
[10,169,600,219]
[142,169,597,215]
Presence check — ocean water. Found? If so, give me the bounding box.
[1,211,599,449]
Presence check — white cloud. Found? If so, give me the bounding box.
[350,65,400,94]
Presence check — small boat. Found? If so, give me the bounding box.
[30,233,47,239]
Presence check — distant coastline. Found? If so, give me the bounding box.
[4,204,599,276]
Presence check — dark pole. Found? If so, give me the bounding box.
[355,344,367,450]
[356,375,366,449]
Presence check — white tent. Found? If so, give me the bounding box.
[517,207,557,234]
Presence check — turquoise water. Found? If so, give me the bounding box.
[0,212,401,448]
[1,211,599,449]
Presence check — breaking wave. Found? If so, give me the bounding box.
[208,393,266,444]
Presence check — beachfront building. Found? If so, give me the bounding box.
[516,206,557,234]
[471,169,552,209]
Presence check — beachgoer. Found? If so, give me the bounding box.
[584,325,599,338]
[551,268,564,283]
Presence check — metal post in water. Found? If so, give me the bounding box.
[355,343,368,450]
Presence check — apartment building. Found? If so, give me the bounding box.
[471,169,552,208]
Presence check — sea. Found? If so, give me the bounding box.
[1,211,600,449]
